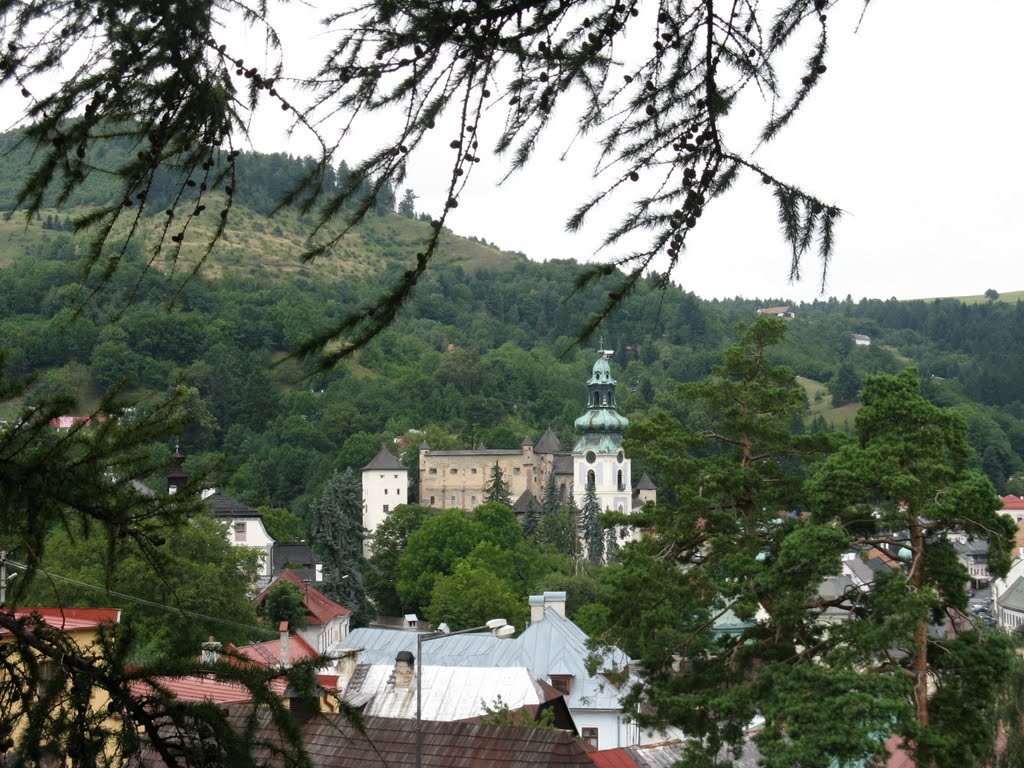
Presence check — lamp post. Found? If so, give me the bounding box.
[415,618,515,768]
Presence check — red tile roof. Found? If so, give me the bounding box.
[254,569,351,626]
[1002,495,1024,510]
[588,748,639,768]
[130,675,288,705]
[234,632,319,667]
[4,607,121,633]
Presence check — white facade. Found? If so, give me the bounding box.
[572,449,632,514]
[361,447,408,556]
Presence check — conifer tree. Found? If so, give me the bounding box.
[522,493,541,541]
[581,478,604,565]
[541,472,561,519]
[311,468,374,627]
[484,462,513,507]
[605,526,620,564]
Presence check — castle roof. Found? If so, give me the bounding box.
[534,427,561,454]
[363,446,405,471]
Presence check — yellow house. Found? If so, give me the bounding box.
[0,607,121,764]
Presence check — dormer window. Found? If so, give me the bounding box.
[550,675,572,695]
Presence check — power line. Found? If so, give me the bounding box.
[4,559,268,635]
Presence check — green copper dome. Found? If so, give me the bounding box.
[574,353,629,453]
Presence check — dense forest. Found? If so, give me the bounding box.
[2,132,1023,528]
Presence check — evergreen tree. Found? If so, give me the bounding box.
[604,526,620,564]
[829,360,861,406]
[581,477,604,565]
[398,188,417,218]
[311,468,374,627]
[522,493,541,540]
[484,461,513,507]
[541,472,560,518]
[807,369,1017,765]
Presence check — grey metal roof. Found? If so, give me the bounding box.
[636,472,656,491]
[998,576,1024,612]
[363,446,405,471]
[348,664,545,721]
[333,609,634,713]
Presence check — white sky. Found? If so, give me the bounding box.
[5,2,1023,304]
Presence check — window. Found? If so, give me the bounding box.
[429,468,437,475]
[587,469,595,488]
[393,473,398,479]
[471,468,478,475]
[550,675,572,695]
[513,467,521,476]
[617,469,624,491]
[233,522,247,542]
[471,496,477,503]
[450,468,458,475]
[430,496,436,505]
[383,504,389,513]
[581,727,599,749]
[384,488,388,495]
[451,495,456,503]
[585,451,596,464]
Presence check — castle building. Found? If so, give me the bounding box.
[415,351,653,516]
[361,446,409,556]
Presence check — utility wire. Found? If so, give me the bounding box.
[4,559,269,635]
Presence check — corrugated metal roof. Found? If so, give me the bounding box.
[350,665,544,721]
[334,610,634,713]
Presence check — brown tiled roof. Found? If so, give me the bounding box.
[150,706,595,767]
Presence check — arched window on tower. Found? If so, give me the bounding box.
[587,469,596,488]
[617,470,624,491]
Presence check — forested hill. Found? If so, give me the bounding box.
[1,130,1023,523]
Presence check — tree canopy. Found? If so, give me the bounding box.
[0,0,853,362]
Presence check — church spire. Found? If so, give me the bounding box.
[573,351,629,453]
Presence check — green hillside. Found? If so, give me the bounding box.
[2,129,1024,517]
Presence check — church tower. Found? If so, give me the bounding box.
[572,351,632,515]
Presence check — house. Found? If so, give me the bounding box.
[139,705,597,767]
[270,543,322,583]
[756,305,795,318]
[341,654,573,729]
[998,495,1024,556]
[1,607,122,762]
[203,489,277,586]
[951,539,990,588]
[330,591,682,750]
[255,569,351,653]
[851,333,872,346]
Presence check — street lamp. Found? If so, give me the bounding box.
[415,618,515,768]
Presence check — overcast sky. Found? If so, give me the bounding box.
[5,2,1023,304]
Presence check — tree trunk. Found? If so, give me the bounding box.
[909,515,930,728]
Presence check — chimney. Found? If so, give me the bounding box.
[279,621,290,668]
[544,591,567,618]
[529,595,545,623]
[393,650,415,689]
[201,637,221,664]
